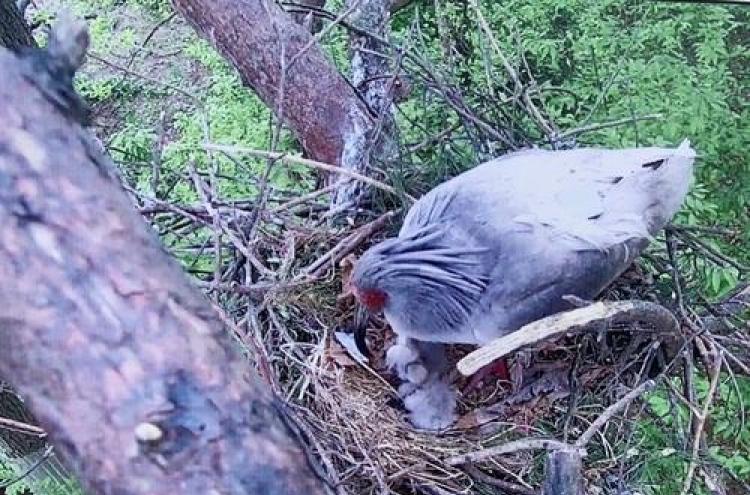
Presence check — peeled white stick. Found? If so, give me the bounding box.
[456,300,679,376]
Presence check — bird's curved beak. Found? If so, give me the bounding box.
[352,305,371,358]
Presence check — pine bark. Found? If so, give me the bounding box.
[0,32,332,495]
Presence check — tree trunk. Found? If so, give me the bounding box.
[0,0,35,49]
[0,19,332,495]
[335,0,400,209]
[169,0,376,211]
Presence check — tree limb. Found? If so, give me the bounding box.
[0,15,333,495]
[457,300,680,376]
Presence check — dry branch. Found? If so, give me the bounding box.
[0,16,333,495]
[446,379,655,495]
[680,352,723,495]
[203,143,411,200]
[457,300,680,376]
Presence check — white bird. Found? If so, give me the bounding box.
[349,139,697,431]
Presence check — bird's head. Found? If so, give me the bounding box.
[348,238,399,314]
[347,226,489,321]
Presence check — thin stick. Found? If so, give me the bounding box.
[445,438,581,466]
[555,113,663,140]
[680,352,723,495]
[0,416,46,436]
[88,52,201,104]
[210,301,277,391]
[301,210,397,278]
[575,379,656,448]
[272,184,337,214]
[462,465,538,495]
[202,143,412,201]
[193,280,310,298]
[186,162,273,277]
[458,300,679,376]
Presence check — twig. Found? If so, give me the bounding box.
[185,162,273,277]
[123,12,177,71]
[87,52,201,104]
[0,446,54,489]
[555,113,663,141]
[469,0,556,138]
[575,379,656,448]
[272,184,337,214]
[202,144,412,201]
[458,300,680,376]
[210,301,277,391]
[150,109,168,198]
[0,416,46,436]
[193,280,310,299]
[301,210,397,278]
[679,229,749,272]
[667,223,737,237]
[680,351,723,495]
[445,438,581,466]
[463,465,538,495]
[127,186,213,227]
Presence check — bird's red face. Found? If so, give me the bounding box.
[351,284,387,313]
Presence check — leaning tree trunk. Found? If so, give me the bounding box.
[336,0,400,209]
[0,4,69,493]
[169,0,376,211]
[0,0,35,49]
[0,16,332,495]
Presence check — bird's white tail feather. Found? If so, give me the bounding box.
[604,138,696,237]
[644,138,696,232]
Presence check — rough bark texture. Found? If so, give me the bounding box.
[0,38,332,495]
[169,0,375,210]
[335,0,400,208]
[0,6,68,493]
[0,0,35,49]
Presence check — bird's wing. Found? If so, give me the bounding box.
[395,141,695,342]
[403,139,695,252]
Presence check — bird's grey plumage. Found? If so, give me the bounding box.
[350,139,696,431]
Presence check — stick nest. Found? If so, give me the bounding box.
[133,174,746,494]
